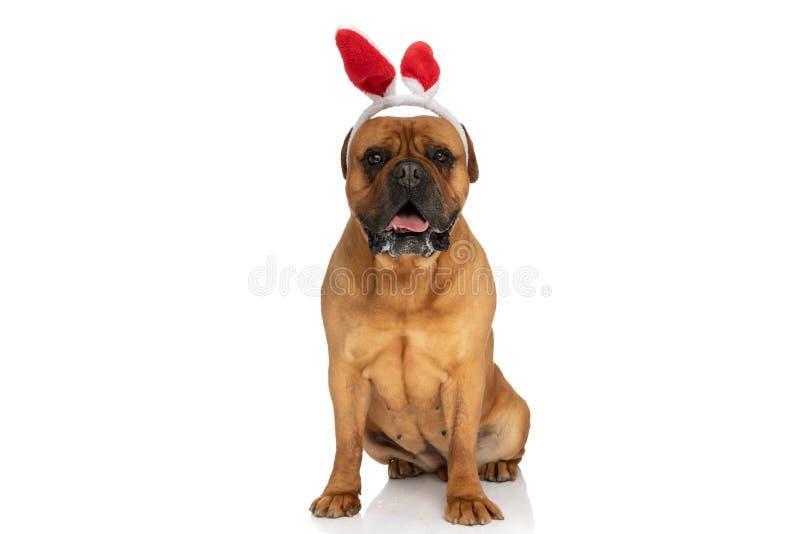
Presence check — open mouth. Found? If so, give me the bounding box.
[384,202,430,234]
[361,202,458,258]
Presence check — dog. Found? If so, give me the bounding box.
[309,114,531,525]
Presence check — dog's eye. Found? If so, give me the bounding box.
[365,151,386,167]
[432,149,452,164]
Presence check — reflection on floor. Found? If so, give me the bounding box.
[310,471,534,533]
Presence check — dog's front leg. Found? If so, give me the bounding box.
[441,359,504,525]
[309,360,370,518]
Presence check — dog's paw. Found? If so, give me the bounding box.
[479,460,519,482]
[388,458,423,479]
[445,494,504,525]
[309,492,361,518]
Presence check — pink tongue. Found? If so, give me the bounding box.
[387,213,429,233]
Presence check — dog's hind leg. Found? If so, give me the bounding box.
[474,365,530,482]
[387,458,424,479]
[479,454,523,482]
[364,428,445,478]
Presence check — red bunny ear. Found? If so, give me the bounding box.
[335,28,396,99]
[400,41,440,94]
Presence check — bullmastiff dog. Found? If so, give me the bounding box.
[309,115,531,525]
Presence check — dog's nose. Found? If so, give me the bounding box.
[391,160,425,188]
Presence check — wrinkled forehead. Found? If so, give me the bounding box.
[351,116,464,157]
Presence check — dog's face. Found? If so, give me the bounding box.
[342,116,478,257]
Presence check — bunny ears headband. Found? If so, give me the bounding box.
[335,27,469,168]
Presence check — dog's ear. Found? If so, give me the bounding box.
[462,124,479,183]
[340,128,352,179]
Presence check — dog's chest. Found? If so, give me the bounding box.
[341,312,475,452]
[346,315,470,401]
[362,342,447,407]
[361,343,450,454]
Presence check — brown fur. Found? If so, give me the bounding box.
[309,116,531,525]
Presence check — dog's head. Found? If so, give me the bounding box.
[341,115,478,257]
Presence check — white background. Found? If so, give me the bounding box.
[1,1,799,533]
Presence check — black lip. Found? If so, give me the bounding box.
[367,198,451,236]
[360,210,460,257]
